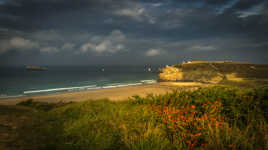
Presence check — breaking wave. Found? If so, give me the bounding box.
[12,79,157,96]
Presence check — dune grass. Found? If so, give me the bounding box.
[13,86,268,150]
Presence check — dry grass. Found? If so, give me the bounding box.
[159,65,183,81]
[0,105,34,150]
[226,73,244,82]
[159,82,207,87]
[160,62,268,84]
[1,86,268,150]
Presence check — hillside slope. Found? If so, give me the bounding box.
[159,61,268,83]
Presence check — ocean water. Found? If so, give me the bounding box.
[0,66,158,99]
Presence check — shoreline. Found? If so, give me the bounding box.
[0,80,158,99]
[0,82,208,105]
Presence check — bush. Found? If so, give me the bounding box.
[18,87,268,150]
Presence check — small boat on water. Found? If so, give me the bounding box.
[26,66,48,71]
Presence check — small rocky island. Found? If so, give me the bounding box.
[26,66,48,71]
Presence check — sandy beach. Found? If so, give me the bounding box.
[0,82,207,105]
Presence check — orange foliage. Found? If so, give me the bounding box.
[151,101,226,149]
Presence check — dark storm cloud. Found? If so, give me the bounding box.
[0,0,267,65]
[0,0,132,31]
[232,0,265,10]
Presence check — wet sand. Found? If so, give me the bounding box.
[0,82,208,105]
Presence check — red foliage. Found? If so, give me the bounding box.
[151,101,226,149]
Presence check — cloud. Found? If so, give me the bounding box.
[79,30,126,54]
[0,0,7,5]
[9,37,39,49]
[61,43,75,50]
[40,47,59,53]
[152,3,163,7]
[145,48,161,56]
[232,0,266,10]
[0,0,268,65]
[32,30,64,42]
[117,8,144,18]
[0,37,39,53]
[236,4,264,18]
[189,45,216,51]
[80,43,94,53]
[216,0,239,14]
[115,5,157,24]
[0,40,10,53]
[116,8,144,20]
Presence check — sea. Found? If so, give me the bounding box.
[0,66,159,99]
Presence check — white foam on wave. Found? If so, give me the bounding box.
[126,83,143,86]
[86,87,102,90]
[102,83,143,89]
[140,80,157,84]
[22,80,157,95]
[0,94,24,99]
[24,85,97,94]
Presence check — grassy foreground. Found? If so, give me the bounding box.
[2,87,268,150]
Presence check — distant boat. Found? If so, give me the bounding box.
[26,66,48,71]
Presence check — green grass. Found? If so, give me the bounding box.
[2,87,268,150]
[168,63,268,84]
[175,63,268,79]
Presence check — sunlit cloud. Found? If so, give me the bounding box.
[145,49,162,57]
[79,30,126,54]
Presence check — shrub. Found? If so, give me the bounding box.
[18,87,268,150]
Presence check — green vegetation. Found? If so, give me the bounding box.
[159,62,268,83]
[17,99,72,111]
[178,63,268,79]
[1,87,268,150]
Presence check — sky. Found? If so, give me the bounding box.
[0,0,267,66]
